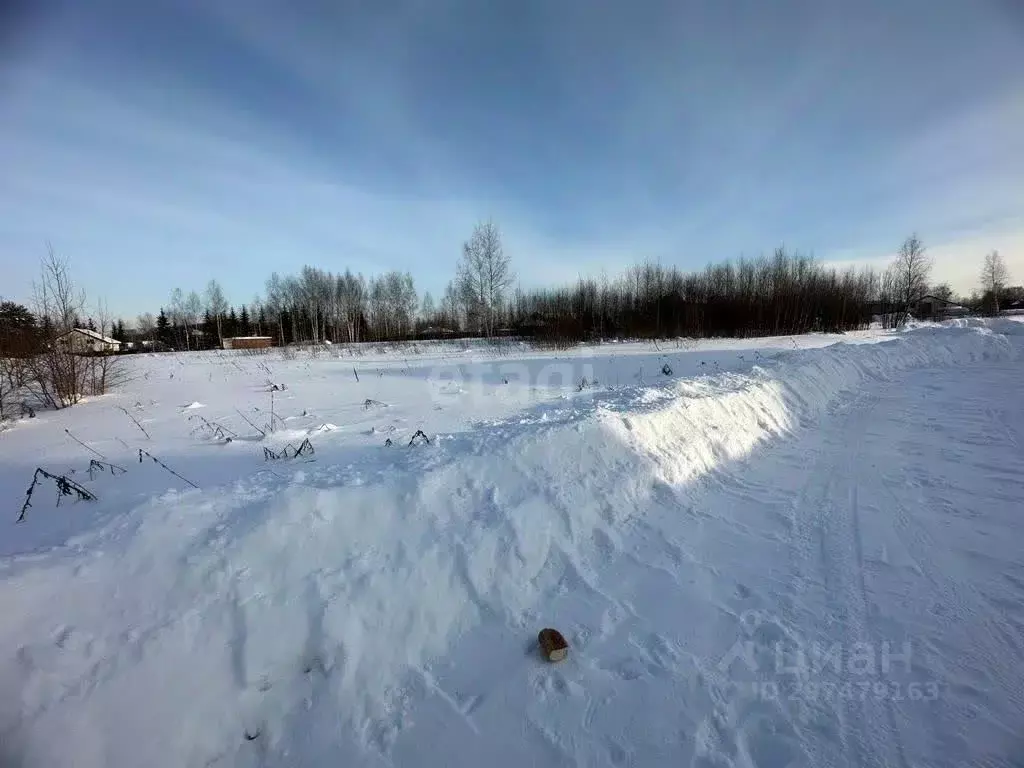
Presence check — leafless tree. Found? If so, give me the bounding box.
[27,247,94,408]
[456,220,514,336]
[36,244,85,333]
[249,296,264,336]
[298,266,336,343]
[283,275,303,342]
[166,289,202,349]
[169,288,191,350]
[420,291,436,325]
[264,273,287,345]
[332,270,365,343]
[888,234,931,326]
[361,270,418,341]
[442,280,461,331]
[980,250,1009,314]
[185,290,203,346]
[0,334,25,422]
[205,279,228,346]
[89,298,124,395]
[368,275,388,339]
[398,272,418,337]
[300,266,321,342]
[137,312,156,340]
[0,349,32,425]
[0,356,17,423]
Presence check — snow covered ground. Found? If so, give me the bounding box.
[1,320,1022,767]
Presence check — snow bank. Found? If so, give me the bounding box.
[0,321,1018,766]
[613,321,1018,487]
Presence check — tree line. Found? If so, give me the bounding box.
[136,219,516,349]
[132,225,1017,350]
[3,226,1020,360]
[3,230,1016,423]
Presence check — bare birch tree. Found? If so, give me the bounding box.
[333,270,365,343]
[420,291,436,325]
[442,280,461,331]
[980,250,1009,314]
[206,279,228,346]
[456,220,513,336]
[890,234,931,326]
[185,291,203,347]
[264,273,287,345]
[169,288,187,349]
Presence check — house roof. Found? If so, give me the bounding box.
[917,295,966,309]
[63,327,120,345]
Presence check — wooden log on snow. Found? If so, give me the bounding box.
[538,628,569,662]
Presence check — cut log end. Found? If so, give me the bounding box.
[538,628,569,663]
[547,646,568,662]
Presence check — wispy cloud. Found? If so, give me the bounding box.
[0,0,1022,315]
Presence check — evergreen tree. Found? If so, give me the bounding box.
[0,301,36,331]
[201,310,213,342]
[156,308,171,345]
[227,306,239,338]
[239,305,251,336]
[0,301,39,355]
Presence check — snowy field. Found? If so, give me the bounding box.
[1,320,1022,767]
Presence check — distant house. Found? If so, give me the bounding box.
[912,295,969,321]
[222,336,273,350]
[56,328,122,355]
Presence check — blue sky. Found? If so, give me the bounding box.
[1,0,1023,319]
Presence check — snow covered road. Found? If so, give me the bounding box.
[1,321,1022,766]
[390,343,1024,768]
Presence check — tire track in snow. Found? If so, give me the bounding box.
[842,394,910,768]
[774,390,909,768]
[871,383,1024,721]
[783,418,860,768]
[699,356,1024,768]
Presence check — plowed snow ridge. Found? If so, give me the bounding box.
[0,320,1020,766]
